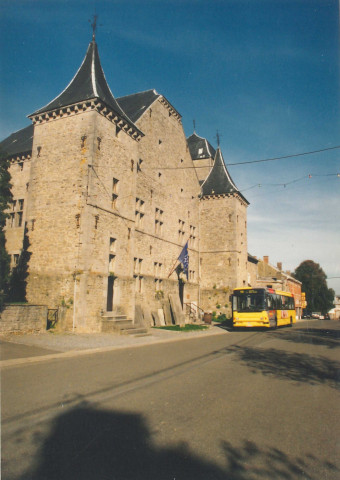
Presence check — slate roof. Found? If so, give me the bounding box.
[0,89,163,157]
[0,124,34,157]
[201,147,249,204]
[187,132,216,161]
[29,41,140,134]
[117,89,160,123]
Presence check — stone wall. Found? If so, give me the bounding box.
[5,96,252,331]
[133,98,201,310]
[4,156,31,266]
[0,305,47,334]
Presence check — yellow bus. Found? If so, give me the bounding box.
[231,287,296,329]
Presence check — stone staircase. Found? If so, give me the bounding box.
[101,314,149,335]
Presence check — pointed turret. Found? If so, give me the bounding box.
[201,147,249,204]
[29,40,142,138]
[187,132,216,161]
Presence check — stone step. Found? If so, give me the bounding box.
[101,317,148,335]
[102,314,128,322]
[121,327,149,335]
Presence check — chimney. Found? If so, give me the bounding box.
[277,262,282,271]
[263,256,269,264]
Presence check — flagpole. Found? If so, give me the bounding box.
[167,239,190,279]
[167,258,179,278]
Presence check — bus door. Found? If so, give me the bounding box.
[267,293,276,324]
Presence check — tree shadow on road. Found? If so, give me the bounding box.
[270,327,340,350]
[221,439,338,479]
[224,345,339,389]
[13,406,338,480]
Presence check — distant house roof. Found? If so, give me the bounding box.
[248,253,259,264]
[187,132,216,161]
[29,40,141,136]
[0,124,34,157]
[201,147,249,204]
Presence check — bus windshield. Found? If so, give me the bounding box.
[233,291,266,313]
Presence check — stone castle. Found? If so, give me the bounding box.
[1,36,255,332]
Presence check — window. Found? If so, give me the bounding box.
[135,275,144,293]
[9,213,15,228]
[13,254,19,267]
[109,254,116,272]
[109,237,116,253]
[135,198,145,228]
[112,178,119,209]
[134,257,143,275]
[189,225,196,248]
[155,208,164,235]
[154,262,163,291]
[134,259,144,293]
[189,270,195,281]
[154,262,162,277]
[109,238,116,272]
[8,199,24,228]
[178,219,185,243]
[17,212,23,227]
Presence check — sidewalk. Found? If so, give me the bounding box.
[0,324,227,367]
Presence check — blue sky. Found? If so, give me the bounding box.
[1,0,339,294]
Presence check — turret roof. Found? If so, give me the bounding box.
[0,124,33,157]
[117,89,160,122]
[29,40,140,134]
[187,132,216,161]
[201,147,249,204]
[1,89,172,156]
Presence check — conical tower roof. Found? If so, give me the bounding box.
[29,40,141,135]
[201,147,249,204]
[187,132,216,160]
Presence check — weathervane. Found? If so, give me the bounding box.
[215,129,222,147]
[193,119,196,132]
[89,14,98,41]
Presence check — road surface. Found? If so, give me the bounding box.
[2,320,339,479]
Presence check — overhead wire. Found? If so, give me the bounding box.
[85,145,340,171]
[139,145,340,170]
[239,173,339,193]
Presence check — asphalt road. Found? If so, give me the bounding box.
[2,320,339,479]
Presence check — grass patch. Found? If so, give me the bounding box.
[153,324,208,332]
[212,313,228,323]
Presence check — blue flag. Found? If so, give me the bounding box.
[178,241,189,279]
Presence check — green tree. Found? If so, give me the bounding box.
[0,148,12,309]
[293,260,334,315]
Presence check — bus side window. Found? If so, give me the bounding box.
[232,296,238,311]
[267,295,272,309]
[276,294,281,309]
[272,295,276,309]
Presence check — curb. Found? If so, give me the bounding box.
[0,327,227,369]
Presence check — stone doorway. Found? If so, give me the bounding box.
[107,276,115,312]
